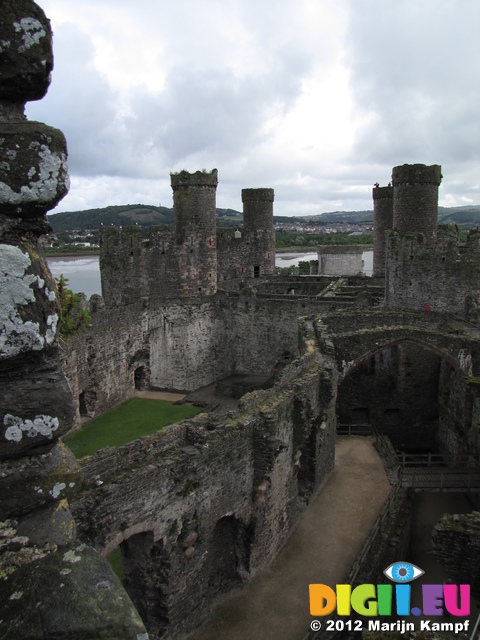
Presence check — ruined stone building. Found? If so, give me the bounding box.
[2,2,480,640]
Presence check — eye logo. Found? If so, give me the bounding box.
[384,562,424,583]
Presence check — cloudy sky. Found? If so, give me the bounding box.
[27,0,480,216]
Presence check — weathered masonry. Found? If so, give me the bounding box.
[2,3,480,639]
[0,2,147,638]
[63,163,480,639]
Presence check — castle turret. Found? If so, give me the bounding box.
[372,185,393,277]
[392,164,442,245]
[241,188,275,277]
[171,169,218,296]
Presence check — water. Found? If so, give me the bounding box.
[47,256,101,299]
[276,250,374,276]
[46,250,374,298]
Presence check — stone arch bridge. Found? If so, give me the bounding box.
[312,309,480,381]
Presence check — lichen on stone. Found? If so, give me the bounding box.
[0,244,59,357]
[49,482,66,499]
[13,18,46,53]
[3,414,59,443]
[63,549,81,563]
[0,145,69,206]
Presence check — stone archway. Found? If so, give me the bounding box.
[315,309,479,383]
[336,340,467,454]
[134,365,147,390]
[109,531,170,638]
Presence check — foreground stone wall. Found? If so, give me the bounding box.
[72,344,337,639]
[0,2,147,637]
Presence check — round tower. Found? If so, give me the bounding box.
[170,169,218,296]
[392,164,442,245]
[171,169,218,243]
[372,185,393,277]
[242,188,275,276]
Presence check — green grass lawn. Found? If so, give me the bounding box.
[107,547,123,582]
[63,397,202,459]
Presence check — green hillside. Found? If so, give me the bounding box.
[437,206,480,227]
[48,204,480,233]
[48,204,174,232]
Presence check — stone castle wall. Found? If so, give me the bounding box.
[72,344,338,638]
[100,178,276,305]
[372,184,393,277]
[385,226,480,317]
[67,286,355,417]
[316,245,364,276]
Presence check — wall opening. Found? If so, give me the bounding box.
[206,516,251,593]
[134,366,147,391]
[120,531,170,637]
[78,392,88,417]
[337,342,442,452]
[78,389,97,417]
[292,398,317,502]
[254,265,260,278]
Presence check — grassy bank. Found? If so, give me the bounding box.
[64,397,202,459]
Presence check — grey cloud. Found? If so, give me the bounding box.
[345,0,480,169]
[29,13,312,181]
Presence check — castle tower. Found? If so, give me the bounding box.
[372,185,393,277]
[392,164,442,245]
[241,188,275,277]
[171,169,218,296]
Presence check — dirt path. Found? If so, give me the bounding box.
[185,436,391,640]
[135,390,186,402]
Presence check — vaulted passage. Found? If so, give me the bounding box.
[337,342,466,454]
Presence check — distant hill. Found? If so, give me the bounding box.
[48,205,173,232]
[48,205,243,232]
[48,204,480,232]
[437,205,480,228]
[275,210,374,224]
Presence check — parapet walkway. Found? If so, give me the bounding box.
[185,436,391,640]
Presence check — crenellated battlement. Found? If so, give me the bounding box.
[170,168,219,189]
[391,163,442,186]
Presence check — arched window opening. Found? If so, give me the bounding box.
[134,366,147,391]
